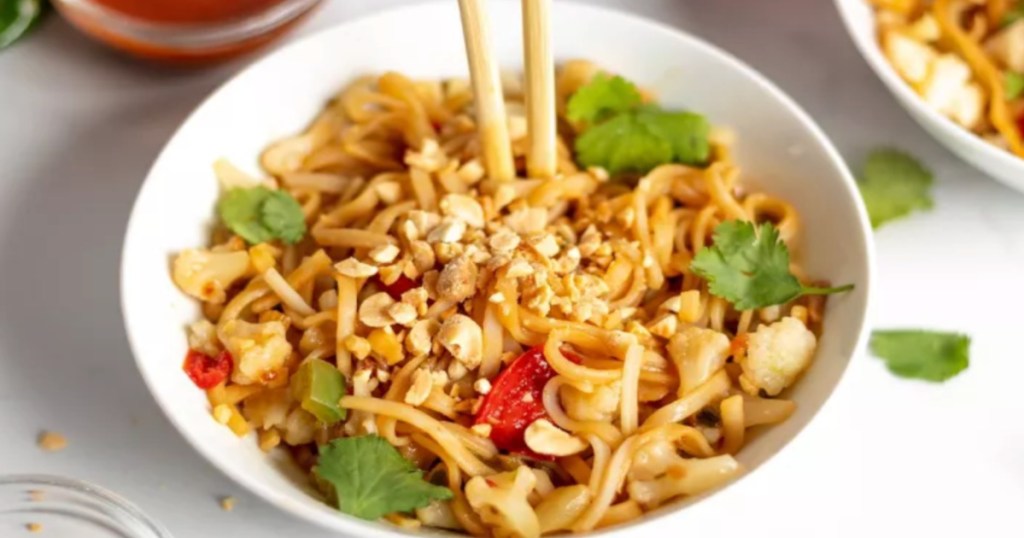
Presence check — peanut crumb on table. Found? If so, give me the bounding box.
[26,522,42,533]
[219,496,236,512]
[37,431,67,452]
[27,490,44,502]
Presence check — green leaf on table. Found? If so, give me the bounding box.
[1,0,46,50]
[690,220,854,310]
[857,148,934,229]
[218,186,306,245]
[869,330,970,382]
[314,435,453,520]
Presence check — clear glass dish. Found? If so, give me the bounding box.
[0,475,172,538]
[51,0,322,64]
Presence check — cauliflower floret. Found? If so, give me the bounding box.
[218,319,292,385]
[920,54,984,129]
[172,248,250,304]
[667,327,730,397]
[626,454,741,509]
[465,466,540,538]
[985,19,1024,73]
[187,319,221,357]
[882,29,937,85]
[740,316,816,396]
[561,380,620,422]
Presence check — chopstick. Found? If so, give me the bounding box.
[522,0,556,179]
[458,0,516,181]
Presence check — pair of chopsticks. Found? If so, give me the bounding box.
[458,0,556,181]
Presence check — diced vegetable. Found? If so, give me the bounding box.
[376,274,418,300]
[184,349,233,389]
[473,346,580,459]
[291,358,347,424]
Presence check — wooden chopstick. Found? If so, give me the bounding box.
[522,0,556,179]
[458,0,516,181]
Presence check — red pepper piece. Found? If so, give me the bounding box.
[377,275,418,300]
[183,349,233,389]
[473,346,581,460]
[1016,110,1024,138]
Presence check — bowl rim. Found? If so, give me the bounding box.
[833,0,1024,174]
[120,1,875,536]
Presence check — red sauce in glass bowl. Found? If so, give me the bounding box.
[91,0,289,24]
[53,0,321,65]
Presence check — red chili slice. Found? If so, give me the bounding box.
[183,349,233,389]
[473,346,581,460]
[377,274,418,300]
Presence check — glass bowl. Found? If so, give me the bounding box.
[52,0,322,64]
[0,475,172,538]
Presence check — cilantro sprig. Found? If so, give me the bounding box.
[869,330,970,382]
[568,74,710,175]
[314,435,452,521]
[218,186,306,245]
[691,220,854,310]
[857,148,933,229]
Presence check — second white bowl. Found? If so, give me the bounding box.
[836,0,1024,192]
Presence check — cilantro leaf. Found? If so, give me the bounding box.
[691,221,854,310]
[856,148,933,229]
[566,74,643,124]
[314,435,452,520]
[575,108,710,174]
[869,330,970,382]
[260,190,307,244]
[1006,71,1024,100]
[218,187,306,245]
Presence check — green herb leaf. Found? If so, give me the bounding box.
[691,220,854,310]
[575,107,710,174]
[566,74,643,124]
[1006,71,1024,100]
[856,149,933,229]
[218,187,306,245]
[260,189,307,244]
[1,0,46,49]
[314,435,453,520]
[869,330,970,382]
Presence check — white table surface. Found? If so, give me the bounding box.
[2,0,1022,537]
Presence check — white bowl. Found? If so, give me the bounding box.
[835,0,1024,191]
[121,2,874,536]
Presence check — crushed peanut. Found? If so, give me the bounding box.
[358,292,396,328]
[219,496,236,512]
[37,431,67,453]
[335,257,379,278]
[369,244,401,264]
